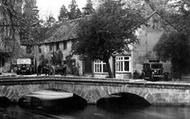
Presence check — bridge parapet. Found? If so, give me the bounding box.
[0,76,190,105]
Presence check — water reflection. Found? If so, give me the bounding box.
[0,105,64,119]
[1,105,190,119]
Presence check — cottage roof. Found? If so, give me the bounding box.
[41,20,79,44]
[20,19,80,46]
[20,15,92,46]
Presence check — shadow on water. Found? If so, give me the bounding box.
[0,97,12,108]
[0,105,68,119]
[97,93,151,113]
[18,94,87,115]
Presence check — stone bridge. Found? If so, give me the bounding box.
[0,76,190,105]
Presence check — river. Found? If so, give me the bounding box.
[0,105,190,119]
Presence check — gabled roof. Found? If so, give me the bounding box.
[38,19,81,45]
[20,18,81,46]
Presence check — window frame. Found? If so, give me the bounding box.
[115,56,131,73]
[49,44,53,51]
[63,42,67,50]
[56,43,59,51]
[94,60,108,73]
[38,45,41,53]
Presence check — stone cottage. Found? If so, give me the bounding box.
[21,17,169,79]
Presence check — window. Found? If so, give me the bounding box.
[38,45,41,53]
[49,44,53,51]
[94,60,108,73]
[56,43,59,51]
[26,46,32,54]
[63,42,67,50]
[116,56,130,72]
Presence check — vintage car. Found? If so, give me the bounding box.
[16,58,36,75]
[142,59,170,81]
[37,64,67,76]
[37,63,54,75]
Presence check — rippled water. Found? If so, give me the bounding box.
[1,105,190,119]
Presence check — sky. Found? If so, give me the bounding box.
[36,0,88,20]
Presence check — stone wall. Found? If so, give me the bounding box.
[0,76,190,105]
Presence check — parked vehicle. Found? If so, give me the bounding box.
[37,63,66,76]
[37,63,54,75]
[142,59,171,81]
[16,58,36,75]
[54,64,67,75]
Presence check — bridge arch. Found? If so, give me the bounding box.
[0,83,154,104]
[97,92,151,106]
[1,77,190,106]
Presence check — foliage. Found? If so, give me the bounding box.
[43,15,56,27]
[166,0,190,34]
[154,32,190,78]
[68,0,82,20]
[0,0,21,39]
[0,0,41,58]
[146,0,190,78]
[144,0,190,34]
[19,0,41,43]
[74,0,145,77]
[83,0,95,15]
[58,4,69,21]
[58,0,82,21]
[39,54,48,66]
[51,50,63,65]
[65,55,79,75]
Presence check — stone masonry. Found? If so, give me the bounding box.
[0,76,190,105]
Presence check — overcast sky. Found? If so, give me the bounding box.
[36,0,87,20]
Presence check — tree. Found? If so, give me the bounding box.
[68,0,82,20]
[144,0,190,34]
[145,0,190,79]
[74,0,145,78]
[44,15,56,27]
[51,50,63,65]
[166,0,190,34]
[154,32,190,79]
[0,0,21,41]
[19,0,41,43]
[83,0,95,15]
[0,0,41,48]
[58,4,69,22]
[0,0,27,58]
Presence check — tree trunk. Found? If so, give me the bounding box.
[105,59,114,78]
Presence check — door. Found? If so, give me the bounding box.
[83,57,92,75]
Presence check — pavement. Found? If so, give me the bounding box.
[1,73,190,83]
[0,72,17,77]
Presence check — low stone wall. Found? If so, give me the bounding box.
[0,76,190,105]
